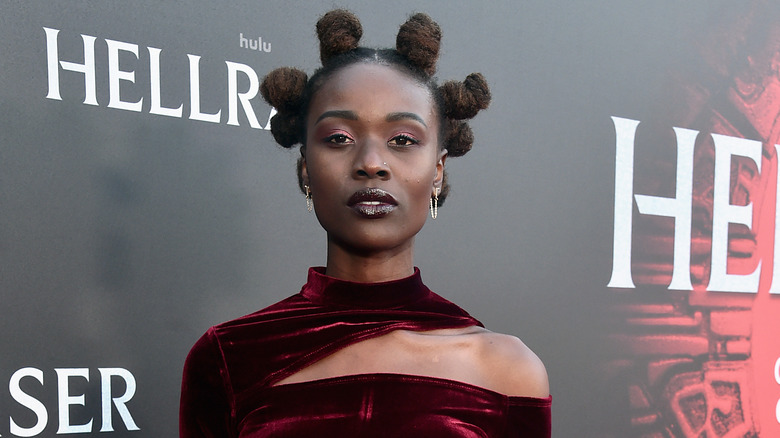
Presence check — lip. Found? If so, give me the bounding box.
[347,188,398,218]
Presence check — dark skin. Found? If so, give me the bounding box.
[302,63,445,283]
[292,63,549,398]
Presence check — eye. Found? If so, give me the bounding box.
[388,134,419,147]
[323,132,354,145]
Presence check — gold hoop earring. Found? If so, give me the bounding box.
[430,187,440,219]
[304,185,313,212]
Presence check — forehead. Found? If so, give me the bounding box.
[308,63,436,118]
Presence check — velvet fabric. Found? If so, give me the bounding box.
[180,267,552,437]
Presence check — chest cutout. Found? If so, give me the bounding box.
[272,326,493,388]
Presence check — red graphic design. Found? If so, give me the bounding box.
[608,2,780,436]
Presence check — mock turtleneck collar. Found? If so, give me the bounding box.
[300,267,430,309]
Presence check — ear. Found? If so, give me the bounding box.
[297,147,310,192]
[434,149,448,189]
[300,157,310,187]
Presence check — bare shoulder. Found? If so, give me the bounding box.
[472,329,550,398]
[395,326,549,398]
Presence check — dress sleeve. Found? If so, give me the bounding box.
[179,329,234,438]
[505,395,552,437]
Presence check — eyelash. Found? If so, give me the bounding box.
[321,132,420,147]
[389,134,419,147]
[324,133,354,144]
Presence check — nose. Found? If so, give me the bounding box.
[353,140,390,180]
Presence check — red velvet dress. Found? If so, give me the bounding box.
[180,267,552,437]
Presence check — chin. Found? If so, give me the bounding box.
[329,230,416,254]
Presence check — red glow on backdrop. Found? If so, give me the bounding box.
[608,2,780,435]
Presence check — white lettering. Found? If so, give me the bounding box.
[770,145,780,294]
[239,33,271,53]
[188,54,221,123]
[776,357,780,423]
[607,116,639,288]
[264,107,277,131]
[55,368,92,434]
[775,356,780,384]
[148,47,183,118]
[776,398,780,425]
[226,61,261,128]
[6,367,140,436]
[706,134,762,292]
[44,28,276,130]
[98,368,139,432]
[106,39,143,112]
[607,117,696,290]
[608,116,776,293]
[9,368,48,437]
[44,27,98,105]
[634,126,696,291]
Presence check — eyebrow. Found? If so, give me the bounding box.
[386,112,427,127]
[315,110,358,125]
[314,110,427,127]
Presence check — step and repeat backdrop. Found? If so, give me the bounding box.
[2,1,780,436]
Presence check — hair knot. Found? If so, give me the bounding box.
[268,112,301,148]
[260,67,308,112]
[441,73,491,120]
[317,9,363,64]
[396,13,441,76]
[444,120,475,157]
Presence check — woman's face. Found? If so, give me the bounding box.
[302,62,445,256]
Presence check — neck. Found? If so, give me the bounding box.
[324,238,415,283]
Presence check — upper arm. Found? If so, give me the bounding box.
[479,333,550,398]
[180,330,234,438]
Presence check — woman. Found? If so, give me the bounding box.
[180,10,550,437]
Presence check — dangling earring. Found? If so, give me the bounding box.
[304,185,313,212]
[430,187,440,219]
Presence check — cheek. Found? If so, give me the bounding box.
[306,153,342,188]
[404,171,436,207]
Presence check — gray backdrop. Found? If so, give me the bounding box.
[3,1,778,437]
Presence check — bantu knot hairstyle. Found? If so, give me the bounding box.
[259,67,307,147]
[260,9,491,205]
[317,9,363,64]
[396,13,441,76]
